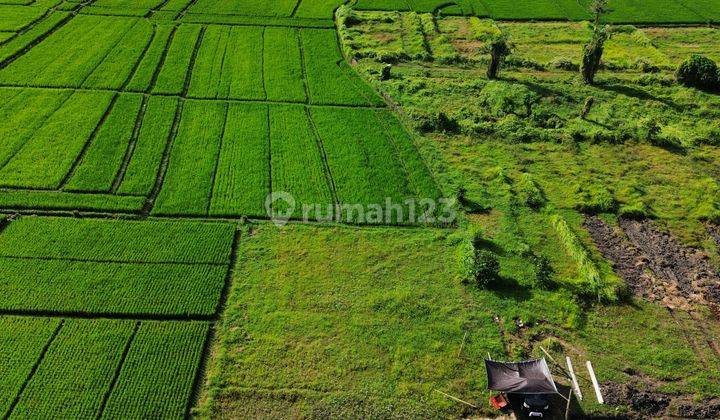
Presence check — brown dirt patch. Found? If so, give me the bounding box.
[584,216,720,308]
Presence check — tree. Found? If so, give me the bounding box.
[487,35,512,80]
[580,0,610,85]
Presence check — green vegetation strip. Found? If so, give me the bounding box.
[0,216,235,264]
[1,318,210,418]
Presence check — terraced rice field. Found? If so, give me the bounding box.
[1,0,718,417]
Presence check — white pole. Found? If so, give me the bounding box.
[586,361,604,404]
[566,357,582,401]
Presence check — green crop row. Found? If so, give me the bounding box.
[0,258,227,315]
[310,107,428,223]
[0,11,70,64]
[187,0,297,17]
[0,88,73,169]
[0,189,145,212]
[117,95,178,195]
[10,318,134,418]
[0,318,209,419]
[65,93,144,192]
[152,100,226,216]
[80,19,154,89]
[0,316,60,417]
[0,15,143,88]
[0,89,173,199]
[270,104,334,218]
[551,214,622,302]
[0,216,235,264]
[294,0,345,19]
[208,103,269,217]
[0,5,47,31]
[125,24,175,92]
[93,0,165,8]
[99,321,208,419]
[188,25,265,100]
[264,27,306,102]
[179,13,336,27]
[152,24,201,94]
[301,28,385,106]
[0,90,115,189]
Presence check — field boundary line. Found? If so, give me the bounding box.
[184,320,215,420]
[372,110,418,198]
[95,321,139,419]
[78,18,140,89]
[289,0,303,18]
[0,3,58,47]
[147,0,172,17]
[184,229,240,417]
[0,254,227,267]
[142,97,184,214]
[265,105,272,206]
[146,24,178,93]
[213,26,230,99]
[0,207,448,227]
[173,0,198,21]
[181,26,205,97]
[296,28,310,103]
[3,319,65,419]
[260,27,268,100]
[58,93,121,190]
[120,22,158,91]
[0,90,75,171]
[0,12,75,69]
[111,94,149,193]
[305,107,339,206]
[0,309,216,322]
[205,102,230,215]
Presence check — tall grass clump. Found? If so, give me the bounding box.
[551,214,619,302]
[456,227,499,287]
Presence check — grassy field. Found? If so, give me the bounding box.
[0,0,719,418]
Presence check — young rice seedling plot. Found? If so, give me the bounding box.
[0,317,209,419]
[0,217,234,316]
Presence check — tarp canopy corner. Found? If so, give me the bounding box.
[485,358,558,394]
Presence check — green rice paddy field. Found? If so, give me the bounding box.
[0,0,719,418]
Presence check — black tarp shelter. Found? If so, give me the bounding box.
[485,358,558,394]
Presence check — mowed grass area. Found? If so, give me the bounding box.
[196,223,720,417]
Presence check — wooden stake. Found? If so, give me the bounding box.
[566,357,582,401]
[457,332,468,358]
[434,390,478,408]
[564,387,573,420]
[586,361,604,404]
[539,346,558,365]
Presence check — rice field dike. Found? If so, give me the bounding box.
[0,0,719,418]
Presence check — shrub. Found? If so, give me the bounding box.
[516,173,545,209]
[455,228,499,287]
[530,254,554,290]
[475,249,500,287]
[676,54,719,91]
